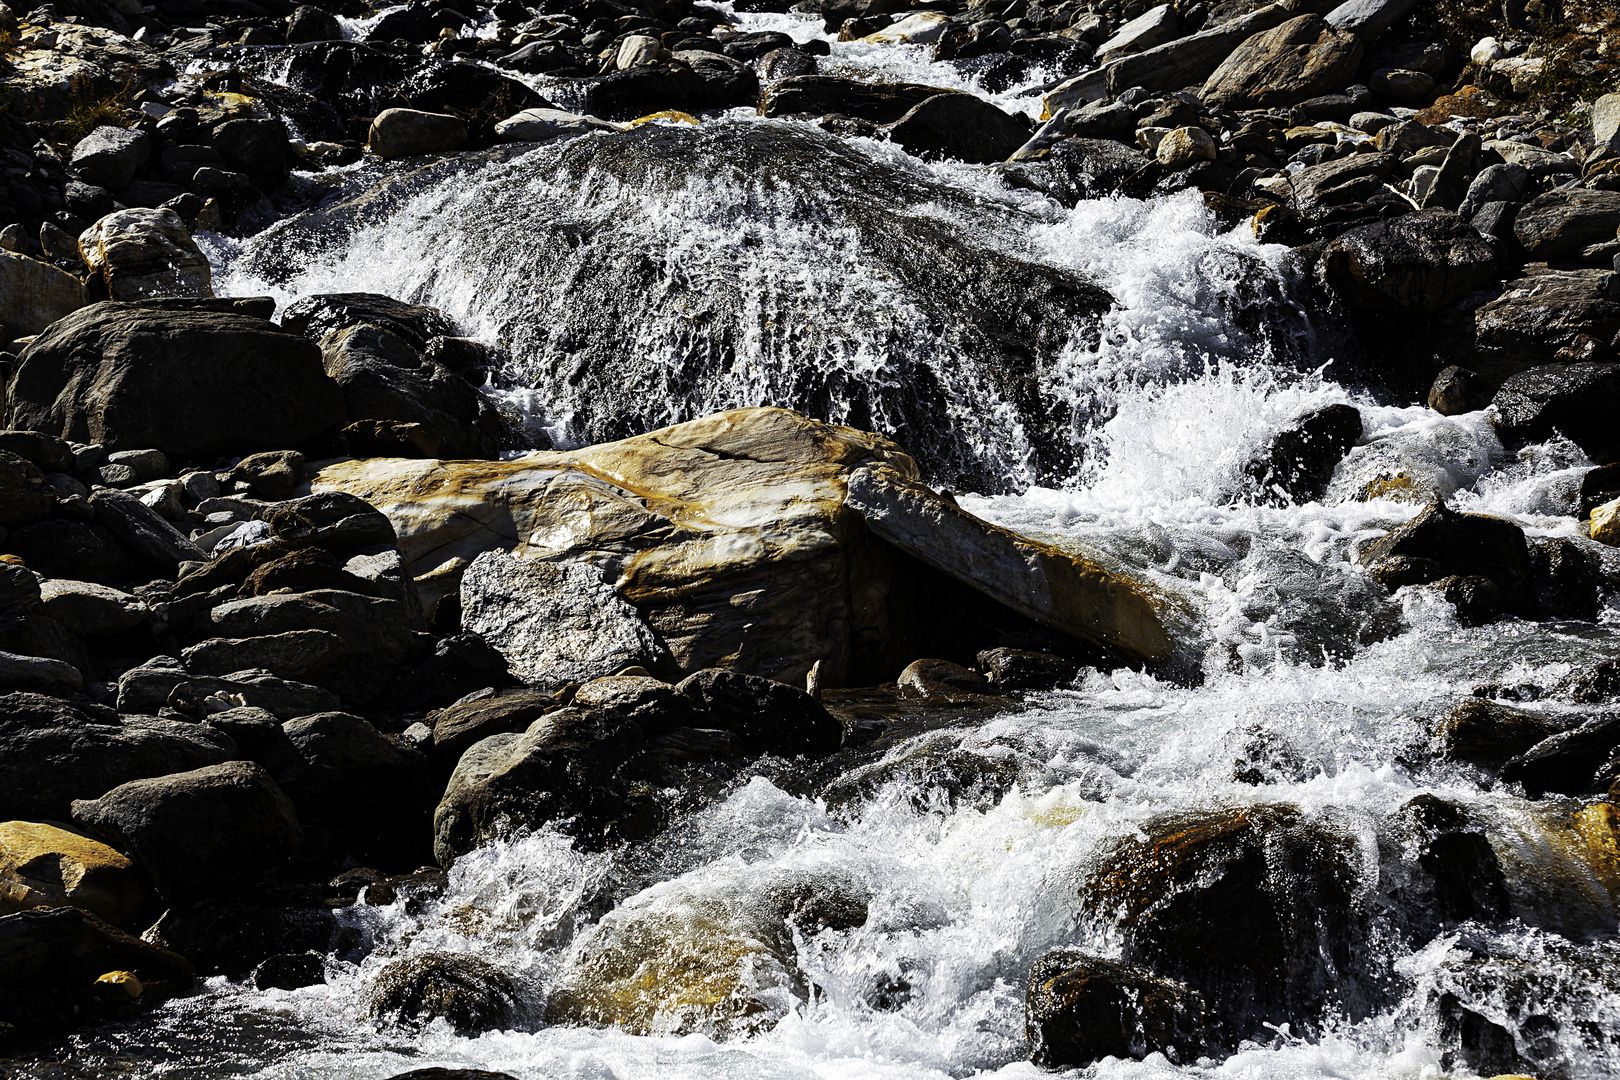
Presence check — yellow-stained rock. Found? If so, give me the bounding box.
[1570,801,1620,895]
[1591,497,1620,545]
[312,408,1180,685]
[0,820,150,929]
[94,970,143,1000]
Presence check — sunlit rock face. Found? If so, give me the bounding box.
[313,408,1180,687]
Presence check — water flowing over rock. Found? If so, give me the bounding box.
[226,121,1119,491]
[313,408,1182,686]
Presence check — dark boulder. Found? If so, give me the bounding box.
[976,647,1081,692]
[90,487,204,571]
[1432,698,1566,770]
[896,658,993,703]
[1357,500,1534,616]
[582,64,706,121]
[1026,949,1214,1067]
[883,93,1028,165]
[0,450,53,525]
[6,520,140,586]
[429,687,555,765]
[386,1071,518,1080]
[264,491,399,555]
[211,118,291,191]
[146,898,344,976]
[285,5,342,44]
[759,76,952,124]
[273,712,440,868]
[571,675,692,738]
[1529,537,1603,620]
[676,668,844,754]
[1245,403,1362,504]
[676,51,760,108]
[70,761,302,903]
[1491,363,1620,465]
[1082,804,1367,1032]
[1321,209,1499,313]
[1473,270,1620,372]
[367,952,522,1032]
[757,47,817,80]
[1513,189,1620,263]
[318,323,503,460]
[432,707,647,865]
[0,695,235,821]
[1427,364,1482,415]
[1200,14,1363,111]
[281,292,456,350]
[5,304,345,458]
[997,138,1159,203]
[1435,574,1501,626]
[1501,713,1620,796]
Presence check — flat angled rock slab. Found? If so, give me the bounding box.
[313,408,1179,683]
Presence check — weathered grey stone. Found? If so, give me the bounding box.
[90,486,205,569]
[493,107,615,142]
[70,761,301,903]
[1202,15,1364,111]
[38,579,147,637]
[1324,0,1420,37]
[0,651,83,693]
[1097,4,1177,62]
[6,303,344,457]
[460,552,669,691]
[1513,189,1620,263]
[1458,163,1528,220]
[0,694,236,821]
[116,655,340,719]
[368,109,468,160]
[78,208,212,301]
[0,252,90,335]
[69,125,151,189]
[1595,93,1620,156]
[182,630,350,682]
[1105,2,1296,97]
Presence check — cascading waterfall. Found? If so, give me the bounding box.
[68,13,1619,1080]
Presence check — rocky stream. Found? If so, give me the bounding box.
[1,0,1620,1076]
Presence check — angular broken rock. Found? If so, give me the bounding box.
[313,408,1181,686]
[460,552,671,691]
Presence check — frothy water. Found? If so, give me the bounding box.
[117,25,1620,1080]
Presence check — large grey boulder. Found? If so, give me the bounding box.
[1201,14,1364,111]
[494,108,615,142]
[368,109,468,159]
[38,579,148,637]
[460,552,669,691]
[115,656,341,718]
[0,694,236,821]
[70,761,302,903]
[1492,363,1620,465]
[78,208,212,301]
[6,303,345,457]
[1473,270,1620,371]
[69,125,152,189]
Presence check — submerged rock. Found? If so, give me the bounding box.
[367,952,522,1033]
[1082,804,1370,1032]
[315,408,1181,688]
[1026,949,1213,1067]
